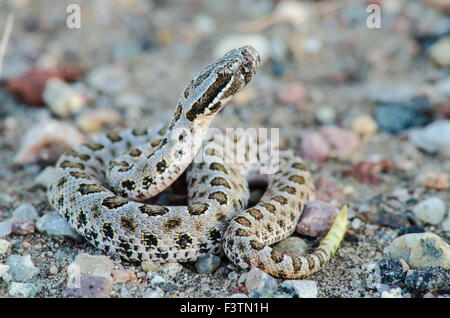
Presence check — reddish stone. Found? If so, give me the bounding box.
[296,200,340,237]
[4,65,84,106]
[11,220,35,235]
[232,284,249,295]
[301,132,329,162]
[343,159,393,184]
[314,176,344,202]
[434,100,450,119]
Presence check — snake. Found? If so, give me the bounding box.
[47,46,347,279]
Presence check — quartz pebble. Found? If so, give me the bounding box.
[351,114,378,139]
[385,232,450,269]
[0,239,12,255]
[281,280,318,298]
[36,212,80,240]
[14,119,85,164]
[43,78,86,117]
[141,260,161,273]
[408,120,450,157]
[244,267,278,294]
[143,287,164,298]
[296,200,340,237]
[8,282,42,297]
[273,237,308,257]
[112,269,136,283]
[428,37,450,67]
[67,253,114,279]
[381,287,403,298]
[75,109,122,133]
[195,253,221,274]
[0,264,10,278]
[5,254,39,282]
[412,197,446,225]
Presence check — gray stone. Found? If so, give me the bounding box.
[195,254,221,274]
[412,197,446,225]
[36,212,80,240]
[12,203,38,222]
[5,254,39,282]
[408,120,450,157]
[385,232,450,270]
[8,282,42,297]
[0,220,12,238]
[67,253,114,279]
[273,237,308,257]
[34,166,58,188]
[281,280,318,298]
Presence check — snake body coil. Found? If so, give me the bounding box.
[48,46,347,278]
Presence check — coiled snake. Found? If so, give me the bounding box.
[48,46,347,278]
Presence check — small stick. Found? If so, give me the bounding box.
[0,13,15,78]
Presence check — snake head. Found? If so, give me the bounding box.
[184,46,260,122]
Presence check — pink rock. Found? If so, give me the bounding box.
[320,126,360,157]
[314,176,344,202]
[278,82,310,106]
[301,132,330,162]
[296,200,340,237]
[14,119,85,164]
[245,267,278,293]
[112,269,136,283]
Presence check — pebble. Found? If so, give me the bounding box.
[142,287,164,298]
[248,290,292,298]
[314,176,344,202]
[351,114,378,139]
[405,266,449,294]
[301,132,329,162]
[195,253,221,274]
[315,106,336,125]
[11,203,38,222]
[43,78,86,117]
[33,166,58,188]
[11,220,35,236]
[112,269,136,283]
[344,159,393,185]
[301,127,359,161]
[381,287,403,298]
[420,172,448,190]
[36,212,80,240]
[67,253,114,279]
[296,200,340,237]
[14,119,85,164]
[141,260,161,273]
[351,218,363,230]
[160,262,183,279]
[75,108,122,133]
[8,282,42,297]
[428,36,450,67]
[378,258,405,286]
[278,82,310,107]
[87,65,129,94]
[64,273,113,298]
[49,265,58,275]
[408,120,450,157]
[385,232,450,270]
[273,237,308,257]
[244,267,278,294]
[0,239,12,255]
[280,280,318,298]
[0,220,12,238]
[442,215,450,232]
[5,254,39,282]
[374,97,431,134]
[412,197,447,225]
[0,263,10,278]
[320,126,360,158]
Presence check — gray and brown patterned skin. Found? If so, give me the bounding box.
[48,46,348,278]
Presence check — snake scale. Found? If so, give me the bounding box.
[48,46,347,279]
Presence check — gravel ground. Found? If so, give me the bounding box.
[0,0,449,298]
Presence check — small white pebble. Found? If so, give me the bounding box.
[49,265,58,275]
